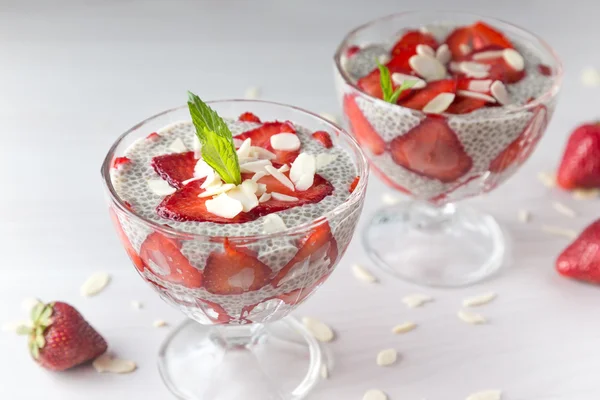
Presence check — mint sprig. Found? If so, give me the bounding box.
[187,91,242,185]
[377,61,417,104]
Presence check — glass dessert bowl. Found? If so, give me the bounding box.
[334,11,562,287]
[101,99,368,400]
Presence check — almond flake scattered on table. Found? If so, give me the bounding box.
[581,66,600,87]
[391,321,417,334]
[541,225,577,239]
[352,264,378,283]
[381,193,400,205]
[572,188,600,200]
[465,389,502,400]
[458,310,487,325]
[402,294,433,308]
[244,86,261,99]
[153,320,168,328]
[320,364,329,379]
[462,292,497,307]
[302,317,335,342]
[552,201,576,217]
[93,353,137,374]
[517,209,531,223]
[537,171,556,188]
[131,301,143,310]
[80,272,111,297]
[376,348,398,367]
[363,389,388,400]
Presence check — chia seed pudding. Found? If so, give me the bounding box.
[334,19,559,201]
[108,112,364,325]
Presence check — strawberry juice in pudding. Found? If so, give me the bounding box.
[102,97,368,399]
[333,12,561,287]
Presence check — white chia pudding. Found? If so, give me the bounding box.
[335,21,559,201]
[109,116,363,324]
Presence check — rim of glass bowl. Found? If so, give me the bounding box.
[333,10,563,116]
[101,99,369,241]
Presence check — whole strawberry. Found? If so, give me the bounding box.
[17,301,107,371]
[557,123,600,190]
[556,219,600,284]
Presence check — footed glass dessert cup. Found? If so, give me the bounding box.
[334,11,562,287]
[101,100,368,400]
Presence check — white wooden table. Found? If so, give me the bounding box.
[1,1,599,399]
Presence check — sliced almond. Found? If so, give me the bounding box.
[422,93,455,114]
[352,264,378,283]
[552,201,576,217]
[381,193,400,205]
[182,176,203,186]
[153,320,168,328]
[205,192,243,219]
[391,72,427,89]
[240,159,272,174]
[363,389,388,400]
[503,49,525,71]
[302,317,335,342]
[466,389,502,400]
[376,348,398,367]
[81,272,111,297]
[459,61,490,78]
[462,292,497,307]
[271,192,299,202]
[278,164,290,173]
[472,50,504,61]
[402,294,433,308]
[490,81,510,105]
[517,209,531,223]
[416,44,435,57]
[581,67,600,87]
[250,146,277,160]
[265,165,295,191]
[236,138,252,159]
[459,43,472,55]
[263,214,287,234]
[457,90,496,103]
[458,310,487,325]
[147,179,176,196]
[409,54,447,81]
[290,153,316,184]
[392,321,417,334]
[377,54,391,65]
[537,171,556,188]
[258,193,272,203]
[244,86,260,99]
[93,353,137,374]
[468,79,493,93]
[168,138,188,153]
[541,225,577,239]
[435,44,451,64]
[294,173,315,191]
[227,186,259,212]
[573,188,600,200]
[251,171,267,182]
[270,133,301,151]
[198,183,236,198]
[320,364,329,379]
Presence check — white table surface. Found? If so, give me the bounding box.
[1,1,599,399]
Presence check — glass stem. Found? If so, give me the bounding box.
[411,202,456,231]
[211,323,266,350]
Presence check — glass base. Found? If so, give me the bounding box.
[158,317,326,400]
[363,202,506,287]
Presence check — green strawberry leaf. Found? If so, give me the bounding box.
[30,340,40,360]
[30,303,45,322]
[15,325,33,336]
[187,91,242,185]
[36,334,46,349]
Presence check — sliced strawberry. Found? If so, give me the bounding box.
[198,300,234,324]
[445,26,474,59]
[235,121,298,164]
[139,232,203,289]
[343,94,387,155]
[391,30,438,55]
[486,58,526,84]
[390,117,472,182]
[446,97,487,114]
[312,131,333,149]
[203,239,271,295]
[276,272,331,305]
[346,45,361,58]
[146,132,160,140]
[399,79,457,111]
[157,174,334,223]
[151,151,196,189]
[109,207,144,272]
[471,21,514,50]
[112,157,130,169]
[370,163,412,194]
[349,176,360,193]
[538,64,552,76]
[238,112,261,123]
[271,222,338,288]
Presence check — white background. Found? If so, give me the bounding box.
[1,0,599,399]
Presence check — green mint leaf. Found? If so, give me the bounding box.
[187,91,242,185]
[388,80,418,104]
[377,61,394,102]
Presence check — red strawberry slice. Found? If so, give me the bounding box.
[445,26,474,59]
[538,64,552,76]
[465,47,525,84]
[109,206,144,273]
[199,300,234,324]
[557,123,600,190]
[391,30,438,55]
[346,45,361,58]
[349,176,360,193]
[112,157,131,169]
[343,94,387,155]
[471,21,514,50]
[390,117,473,182]
[446,97,487,114]
[139,231,203,289]
[370,163,412,194]
[276,272,331,305]
[489,106,547,173]
[146,132,160,140]
[203,239,272,295]
[312,131,333,149]
[235,121,299,164]
[238,112,262,123]
[399,79,457,111]
[271,222,338,288]
[556,219,600,284]
[157,174,334,223]
[151,151,196,189]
